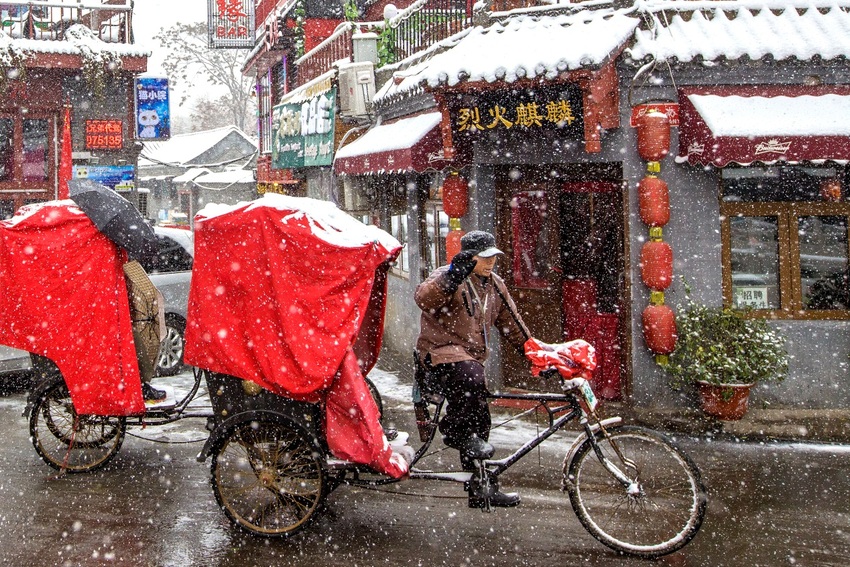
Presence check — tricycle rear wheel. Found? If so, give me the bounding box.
[29,381,126,473]
[210,417,325,537]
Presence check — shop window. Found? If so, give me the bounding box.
[721,166,850,317]
[0,118,13,181]
[390,213,409,277]
[424,203,448,272]
[22,118,48,182]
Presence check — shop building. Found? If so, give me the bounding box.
[0,1,148,218]
[250,0,850,412]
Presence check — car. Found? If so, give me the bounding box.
[0,344,32,387]
[1,225,193,383]
[144,226,194,377]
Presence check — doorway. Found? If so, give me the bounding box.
[498,167,627,399]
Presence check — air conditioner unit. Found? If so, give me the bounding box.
[338,61,375,119]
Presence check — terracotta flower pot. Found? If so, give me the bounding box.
[696,381,754,421]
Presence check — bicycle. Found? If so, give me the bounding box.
[196,365,707,559]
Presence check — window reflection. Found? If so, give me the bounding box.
[425,205,448,271]
[22,118,48,182]
[730,216,780,309]
[800,216,849,310]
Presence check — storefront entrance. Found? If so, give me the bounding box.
[499,167,627,399]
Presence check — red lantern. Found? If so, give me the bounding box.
[640,240,673,291]
[636,108,671,162]
[642,304,678,354]
[638,175,670,227]
[442,174,468,218]
[445,229,465,263]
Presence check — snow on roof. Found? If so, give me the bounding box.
[193,168,256,186]
[374,8,638,105]
[629,0,850,64]
[172,168,212,183]
[335,112,441,159]
[688,93,850,137]
[140,126,257,167]
[0,23,149,58]
[196,193,401,251]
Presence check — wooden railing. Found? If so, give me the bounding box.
[0,0,133,43]
[391,0,472,61]
[296,24,356,84]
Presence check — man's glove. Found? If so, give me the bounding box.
[443,250,477,293]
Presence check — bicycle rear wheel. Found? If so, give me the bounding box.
[566,425,706,558]
[29,381,126,473]
[210,418,325,537]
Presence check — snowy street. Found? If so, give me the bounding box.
[0,368,846,566]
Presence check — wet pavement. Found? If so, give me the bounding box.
[0,368,847,566]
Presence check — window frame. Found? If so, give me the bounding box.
[721,200,850,319]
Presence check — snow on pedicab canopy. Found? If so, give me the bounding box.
[184,194,408,477]
[0,201,146,415]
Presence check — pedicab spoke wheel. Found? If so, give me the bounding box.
[29,382,126,473]
[211,419,325,537]
[566,426,707,558]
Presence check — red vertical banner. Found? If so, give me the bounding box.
[58,105,72,200]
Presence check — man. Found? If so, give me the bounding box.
[415,230,528,508]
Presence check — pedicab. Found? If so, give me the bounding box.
[1,193,706,558]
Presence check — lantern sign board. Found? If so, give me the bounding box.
[208,0,255,48]
[272,87,337,169]
[134,78,170,140]
[73,165,135,192]
[630,103,680,128]
[452,85,584,137]
[734,286,770,309]
[85,119,123,150]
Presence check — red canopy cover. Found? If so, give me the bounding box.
[0,202,144,415]
[184,195,406,477]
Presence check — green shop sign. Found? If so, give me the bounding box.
[272,87,337,169]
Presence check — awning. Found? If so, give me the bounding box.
[334,112,447,176]
[677,89,850,167]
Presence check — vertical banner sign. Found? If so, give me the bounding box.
[134,78,170,140]
[272,87,337,169]
[208,0,255,48]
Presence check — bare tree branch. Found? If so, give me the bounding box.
[154,23,256,132]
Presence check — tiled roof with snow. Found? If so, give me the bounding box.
[374,8,639,105]
[140,126,257,167]
[0,23,149,58]
[628,0,850,64]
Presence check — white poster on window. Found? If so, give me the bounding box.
[734,286,769,309]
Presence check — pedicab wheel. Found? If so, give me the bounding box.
[29,381,126,473]
[566,426,707,558]
[364,376,383,418]
[210,417,325,537]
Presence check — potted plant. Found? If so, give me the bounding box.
[665,289,788,420]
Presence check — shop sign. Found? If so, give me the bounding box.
[85,119,123,150]
[72,165,135,191]
[734,286,769,309]
[630,103,679,128]
[134,78,170,140]
[272,88,337,169]
[452,85,584,137]
[208,0,255,48]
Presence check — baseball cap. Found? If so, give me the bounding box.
[460,230,504,258]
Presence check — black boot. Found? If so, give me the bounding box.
[443,434,494,460]
[467,476,521,508]
[142,383,166,401]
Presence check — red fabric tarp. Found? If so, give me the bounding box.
[184,195,406,477]
[0,202,144,415]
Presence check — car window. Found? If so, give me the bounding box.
[141,235,194,273]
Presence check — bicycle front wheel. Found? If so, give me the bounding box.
[566,425,706,558]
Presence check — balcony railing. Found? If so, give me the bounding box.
[0,0,133,43]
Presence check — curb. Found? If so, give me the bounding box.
[375,351,850,444]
